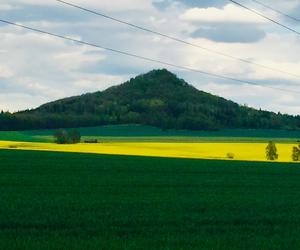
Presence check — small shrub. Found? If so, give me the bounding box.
[227,152,235,159]
[84,139,98,143]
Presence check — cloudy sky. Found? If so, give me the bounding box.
[1,0,300,114]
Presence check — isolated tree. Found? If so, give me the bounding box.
[292,147,300,161]
[292,142,300,161]
[266,141,278,161]
[68,130,81,144]
[54,129,69,144]
[54,129,81,144]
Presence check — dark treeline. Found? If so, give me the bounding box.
[0,111,105,130]
[1,69,300,131]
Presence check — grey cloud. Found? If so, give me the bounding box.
[288,4,300,24]
[191,24,266,43]
[0,4,91,23]
[176,0,227,8]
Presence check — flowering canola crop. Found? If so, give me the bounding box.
[0,140,298,163]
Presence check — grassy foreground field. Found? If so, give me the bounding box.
[0,140,298,162]
[1,150,300,249]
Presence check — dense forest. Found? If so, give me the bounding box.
[1,69,300,131]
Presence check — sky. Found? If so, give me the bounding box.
[0,0,300,114]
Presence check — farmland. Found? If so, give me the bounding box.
[0,125,299,162]
[1,149,300,249]
[1,125,300,249]
[2,125,300,143]
[0,140,299,162]
[2,1,300,249]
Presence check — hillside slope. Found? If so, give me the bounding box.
[1,69,299,130]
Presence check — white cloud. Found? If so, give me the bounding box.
[0,65,14,78]
[10,0,153,11]
[0,4,16,10]
[180,4,268,24]
[53,48,105,72]
[180,32,300,83]
[73,73,129,92]
[0,93,48,112]
[198,82,300,115]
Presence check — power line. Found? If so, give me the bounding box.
[0,18,299,95]
[54,0,300,79]
[229,0,300,36]
[250,0,300,23]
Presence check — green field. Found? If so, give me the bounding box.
[1,149,300,249]
[1,125,300,143]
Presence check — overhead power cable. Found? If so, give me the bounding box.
[0,18,299,95]
[250,0,300,23]
[54,0,300,79]
[229,0,300,36]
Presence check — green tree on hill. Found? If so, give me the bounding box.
[266,141,278,161]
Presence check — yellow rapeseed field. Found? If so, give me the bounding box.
[0,140,298,162]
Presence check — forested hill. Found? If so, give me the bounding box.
[1,69,300,131]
